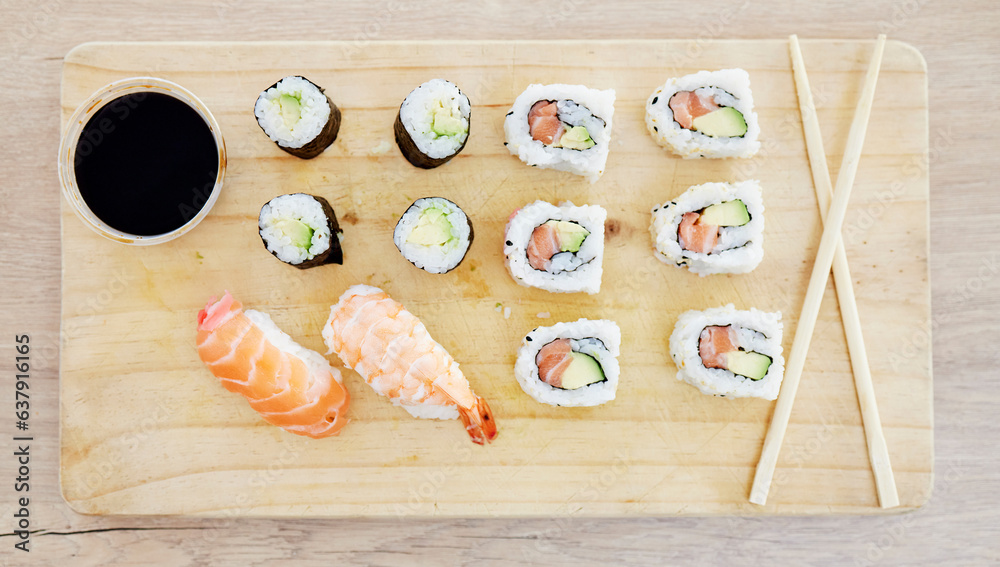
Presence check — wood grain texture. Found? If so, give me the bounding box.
[1,0,998,565]
[57,39,929,517]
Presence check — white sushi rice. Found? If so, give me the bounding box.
[645,69,761,159]
[254,76,331,149]
[244,309,344,388]
[259,194,333,265]
[650,180,764,276]
[515,319,621,407]
[393,197,472,274]
[504,83,615,183]
[669,304,784,400]
[398,79,470,159]
[504,201,606,294]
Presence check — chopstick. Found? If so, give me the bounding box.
[788,35,899,509]
[749,34,887,506]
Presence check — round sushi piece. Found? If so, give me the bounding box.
[393,197,473,274]
[645,69,760,159]
[669,304,784,400]
[393,79,471,169]
[254,76,342,159]
[503,84,615,183]
[504,201,606,294]
[515,319,621,407]
[259,193,344,269]
[650,180,764,276]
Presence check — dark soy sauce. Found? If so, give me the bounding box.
[74,92,219,236]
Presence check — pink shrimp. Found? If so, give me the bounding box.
[322,285,497,445]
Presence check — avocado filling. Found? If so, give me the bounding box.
[273,218,315,250]
[699,200,750,227]
[726,350,772,381]
[558,352,606,390]
[545,220,590,253]
[430,102,467,138]
[407,207,456,249]
[558,126,596,150]
[278,94,302,128]
[692,106,747,138]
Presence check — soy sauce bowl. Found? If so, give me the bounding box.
[58,77,226,246]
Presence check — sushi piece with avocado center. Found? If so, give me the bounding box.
[393,197,473,274]
[698,325,772,381]
[258,193,344,269]
[395,79,471,169]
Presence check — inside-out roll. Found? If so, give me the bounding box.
[669,304,784,400]
[504,201,606,294]
[393,197,473,274]
[254,76,342,159]
[650,180,764,276]
[503,84,615,182]
[393,79,471,169]
[515,319,621,407]
[645,69,760,159]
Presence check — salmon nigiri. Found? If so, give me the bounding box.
[322,285,497,445]
[197,292,350,439]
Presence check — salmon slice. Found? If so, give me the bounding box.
[668,90,720,130]
[699,326,736,369]
[678,212,719,254]
[528,100,564,145]
[527,222,561,271]
[197,292,350,439]
[535,338,573,388]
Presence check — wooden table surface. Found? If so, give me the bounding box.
[0,1,996,565]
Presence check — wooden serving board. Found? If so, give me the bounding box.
[60,40,931,516]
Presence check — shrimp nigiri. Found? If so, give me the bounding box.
[322,285,497,445]
[197,292,350,439]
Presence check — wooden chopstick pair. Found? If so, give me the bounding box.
[749,35,898,508]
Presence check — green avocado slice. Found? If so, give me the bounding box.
[691,106,747,138]
[431,107,466,137]
[407,207,454,247]
[543,220,590,253]
[274,218,314,250]
[559,125,596,150]
[700,200,750,227]
[726,351,772,381]
[559,352,606,390]
[278,94,301,128]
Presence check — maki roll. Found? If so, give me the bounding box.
[504,201,606,294]
[650,180,764,276]
[393,79,470,169]
[254,76,342,159]
[514,319,621,407]
[393,197,473,274]
[504,84,615,183]
[669,305,784,400]
[645,69,760,159]
[259,193,344,269]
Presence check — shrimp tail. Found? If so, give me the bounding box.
[459,395,498,445]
